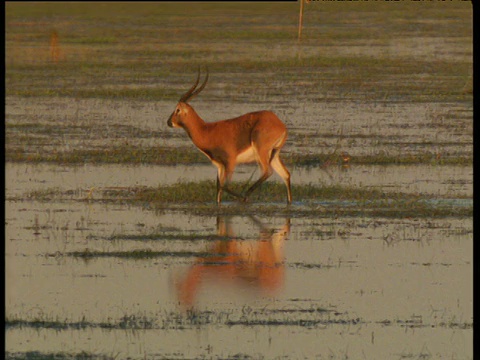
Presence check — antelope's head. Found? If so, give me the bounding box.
[167,68,209,128]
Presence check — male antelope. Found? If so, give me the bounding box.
[167,69,292,204]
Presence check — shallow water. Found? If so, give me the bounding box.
[5,196,472,359]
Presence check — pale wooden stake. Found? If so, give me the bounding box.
[298,0,304,41]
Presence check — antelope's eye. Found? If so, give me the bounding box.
[176,108,181,113]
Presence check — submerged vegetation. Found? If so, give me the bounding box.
[6,306,472,332]
[23,181,472,219]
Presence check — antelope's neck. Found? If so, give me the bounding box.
[182,114,209,148]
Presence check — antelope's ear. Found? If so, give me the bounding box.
[177,102,190,114]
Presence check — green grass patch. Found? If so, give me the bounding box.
[289,152,472,167]
[5,144,472,166]
[5,351,105,360]
[23,181,472,219]
[5,56,471,102]
[52,249,212,260]
[122,180,391,204]
[105,233,229,242]
[6,145,207,165]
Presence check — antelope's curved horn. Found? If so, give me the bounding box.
[179,67,201,103]
[186,67,209,102]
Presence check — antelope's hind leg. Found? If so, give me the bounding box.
[243,148,292,204]
[243,147,275,202]
[271,152,292,204]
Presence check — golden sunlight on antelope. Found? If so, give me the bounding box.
[175,216,290,309]
[167,68,292,205]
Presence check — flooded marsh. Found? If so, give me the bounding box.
[6,200,473,359]
[5,2,472,359]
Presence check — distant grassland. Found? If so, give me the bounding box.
[5,2,472,102]
[5,2,473,167]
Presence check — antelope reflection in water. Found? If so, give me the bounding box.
[175,216,290,309]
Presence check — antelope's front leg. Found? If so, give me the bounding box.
[216,175,223,205]
[215,162,243,204]
[214,162,226,204]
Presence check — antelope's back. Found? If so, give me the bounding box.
[207,110,287,157]
[249,110,287,139]
[228,110,286,133]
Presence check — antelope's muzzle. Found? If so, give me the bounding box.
[167,114,173,127]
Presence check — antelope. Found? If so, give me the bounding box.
[167,68,292,205]
[175,216,290,309]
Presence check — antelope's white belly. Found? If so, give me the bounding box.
[236,146,257,164]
